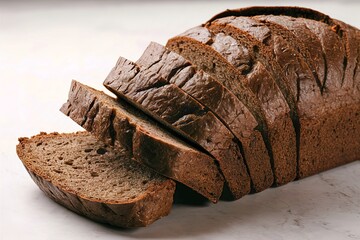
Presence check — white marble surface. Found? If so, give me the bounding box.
[1,1,359,239]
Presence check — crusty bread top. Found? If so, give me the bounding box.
[16,131,173,204]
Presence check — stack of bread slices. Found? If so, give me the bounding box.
[16,6,360,228]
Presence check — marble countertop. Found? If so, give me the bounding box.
[1,1,359,239]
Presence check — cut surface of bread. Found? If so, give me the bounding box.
[16,132,176,228]
[60,80,224,202]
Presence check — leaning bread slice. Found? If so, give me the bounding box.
[60,80,224,203]
[16,132,176,228]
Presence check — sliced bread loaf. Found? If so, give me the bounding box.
[104,55,251,199]
[60,80,224,203]
[16,132,176,228]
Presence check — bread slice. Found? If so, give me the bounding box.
[134,42,273,192]
[104,55,251,199]
[16,132,176,228]
[60,80,224,203]
[166,26,296,186]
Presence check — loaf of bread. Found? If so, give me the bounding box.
[17,6,359,227]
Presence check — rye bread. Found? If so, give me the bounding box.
[60,80,224,202]
[166,27,296,186]
[16,132,176,228]
[104,55,251,199]
[135,42,273,192]
[206,7,360,177]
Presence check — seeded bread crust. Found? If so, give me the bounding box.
[16,132,176,228]
[104,56,250,199]
[60,81,224,202]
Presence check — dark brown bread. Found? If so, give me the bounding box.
[206,24,299,186]
[206,7,360,177]
[298,17,345,92]
[353,27,360,91]
[104,55,251,199]
[16,132,176,228]
[337,22,359,92]
[247,16,323,89]
[166,26,296,186]
[207,6,358,93]
[135,42,273,192]
[60,80,224,203]
[206,16,341,180]
[16,7,360,230]
[204,16,317,180]
[207,16,319,102]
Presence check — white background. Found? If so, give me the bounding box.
[1,1,359,239]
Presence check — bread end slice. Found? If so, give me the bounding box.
[16,132,175,228]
